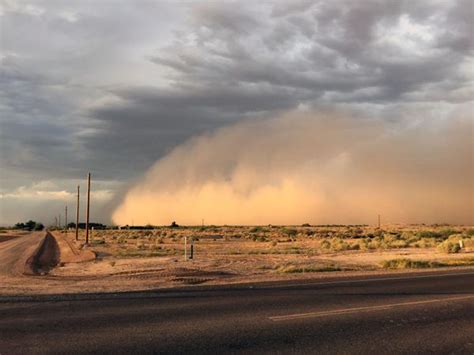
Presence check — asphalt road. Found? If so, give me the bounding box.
[1,270,473,354]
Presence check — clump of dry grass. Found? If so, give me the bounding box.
[320,238,358,252]
[252,235,268,242]
[382,257,474,269]
[382,259,434,269]
[437,234,463,253]
[278,264,342,273]
[117,237,127,244]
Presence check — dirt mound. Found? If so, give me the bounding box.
[52,232,96,263]
[24,232,60,275]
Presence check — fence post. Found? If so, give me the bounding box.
[184,236,187,261]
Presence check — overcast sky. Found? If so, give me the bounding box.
[0,0,472,225]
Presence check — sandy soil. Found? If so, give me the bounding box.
[0,225,473,296]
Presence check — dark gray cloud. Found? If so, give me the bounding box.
[0,0,472,224]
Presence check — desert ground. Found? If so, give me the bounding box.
[1,224,473,296]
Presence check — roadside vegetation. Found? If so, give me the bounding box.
[67,225,474,273]
[318,228,473,253]
[382,257,474,269]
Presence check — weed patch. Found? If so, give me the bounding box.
[381,257,474,269]
[278,265,342,273]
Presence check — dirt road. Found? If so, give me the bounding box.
[0,232,44,276]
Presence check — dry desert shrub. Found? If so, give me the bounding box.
[320,238,353,252]
[382,259,434,269]
[136,241,147,250]
[413,238,437,248]
[117,237,127,244]
[278,264,342,273]
[382,257,474,269]
[437,234,463,253]
[281,228,297,237]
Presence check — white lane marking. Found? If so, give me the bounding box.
[269,295,474,321]
[263,271,474,289]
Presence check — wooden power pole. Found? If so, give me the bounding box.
[75,185,80,241]
[65,205,68,231]
[378,214,381,229]
[85,173,91,244]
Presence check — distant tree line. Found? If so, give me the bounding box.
[66,222,107,229]
[14,220,44,231]
[119,222,180,230]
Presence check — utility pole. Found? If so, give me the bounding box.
[378,214,381,229]
[65,205,68,231]
[75,185,80,241]
[55,216,58,228]
[85,172,91,245]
